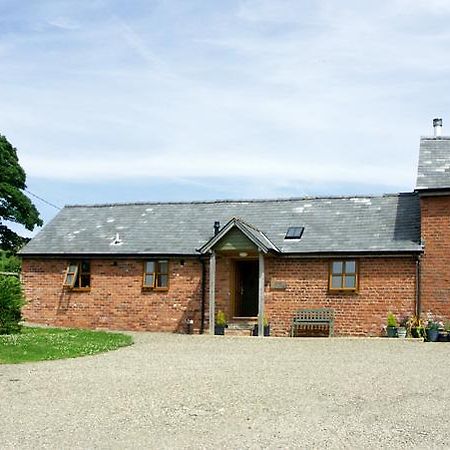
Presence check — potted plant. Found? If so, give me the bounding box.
[426,320,440,342]
[214,310,227,335]
[437,321,447,341]
[386,312,398,338]
[252,316,270,336]
[445,321,450,342]
[408,316,425,339]
[397,316,408,339]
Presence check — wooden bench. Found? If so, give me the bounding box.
[291,308,335,337]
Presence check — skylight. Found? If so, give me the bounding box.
[285,226,304,240]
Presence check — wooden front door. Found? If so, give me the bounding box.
[234,260,259,317]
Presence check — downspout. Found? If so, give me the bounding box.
[415,255,421,318]
[200,258,206,334]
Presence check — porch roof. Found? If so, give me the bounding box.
[198,218,280,254]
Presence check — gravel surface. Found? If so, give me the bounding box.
[1,333,449,449]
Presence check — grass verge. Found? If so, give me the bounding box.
[0,327,133,364]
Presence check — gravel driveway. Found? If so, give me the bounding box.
[1,333,449,449]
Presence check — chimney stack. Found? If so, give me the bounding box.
[214,221,220,236]
[433,118,443,137]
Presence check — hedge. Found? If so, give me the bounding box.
[0,275,24,334]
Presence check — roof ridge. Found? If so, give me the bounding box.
[420,136,450,140]
[232,217,262,233]
[64,192,414,209]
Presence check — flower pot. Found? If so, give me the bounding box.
[386,326,397,338]
[426,328,439,342]
[438,331,448,342]
[397,327,407,339]
[411,326,425,339]
[214,325,225,335]
[252,324,270,336]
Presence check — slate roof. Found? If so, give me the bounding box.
[20,193,422,256]
[416,137,450,190]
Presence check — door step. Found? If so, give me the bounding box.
[226,320,257,337]
[225,328,253,337]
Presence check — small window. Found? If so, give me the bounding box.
[285,226,304,239]
[63,261,91,289]
[143,260,169,290]
[329,260,358,291]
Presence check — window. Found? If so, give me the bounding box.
[143,260,169,290]
[329,260,358,291]
[63,261,91,289]
[285,226,304,239]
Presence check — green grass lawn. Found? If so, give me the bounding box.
[0,327,133,364]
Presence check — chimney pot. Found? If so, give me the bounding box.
[433,118,443,137]
[214,221,220,236]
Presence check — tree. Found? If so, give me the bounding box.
[0,134,42,252]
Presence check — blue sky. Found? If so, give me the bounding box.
[1,0,450,234]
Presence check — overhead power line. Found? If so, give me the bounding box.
[25,189,62,210]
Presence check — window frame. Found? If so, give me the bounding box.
[328,259,359,292]
[143,260,169,291]
[284,226,305,240]
[63,260,91,291]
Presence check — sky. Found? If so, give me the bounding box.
[1,0,450,235]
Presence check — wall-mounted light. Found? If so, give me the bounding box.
[180,259,185,266]
[239,252,248,258]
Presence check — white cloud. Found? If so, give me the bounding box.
[47,16,80,30]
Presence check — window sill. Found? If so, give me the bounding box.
[142,287,169,292]
[65,288,91,292]
[328,288,358,294]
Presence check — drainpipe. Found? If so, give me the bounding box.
[415,255,421,318]
[200,258,206,334]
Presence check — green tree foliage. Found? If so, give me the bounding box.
[0,276,25,334]
[0,134,42,251]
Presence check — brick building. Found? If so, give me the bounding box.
[20,119,450,336]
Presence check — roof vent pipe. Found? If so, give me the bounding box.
[433,118,443,137]
[214,221,220,236]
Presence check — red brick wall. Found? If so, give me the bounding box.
[22,255,416,336]
[264,257,416,336]
[22,258,203,332]
[420,196,450,321]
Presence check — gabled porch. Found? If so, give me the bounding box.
[198,218,280,336]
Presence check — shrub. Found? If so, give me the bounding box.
[0,250,21,273]
[387,312,398,328]
[215,310,227,327]
[0,275,25,334]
